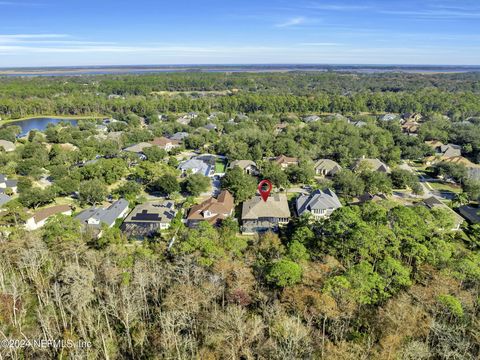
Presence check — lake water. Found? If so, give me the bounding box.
[9,117,78,137]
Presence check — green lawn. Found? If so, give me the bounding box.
[428,181,462,194]
[215,160,226,173]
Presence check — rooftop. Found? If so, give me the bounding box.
[242,193,291,220]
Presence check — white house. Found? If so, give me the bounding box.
[25,205,72,231]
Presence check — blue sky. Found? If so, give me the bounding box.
[0,0,479,66]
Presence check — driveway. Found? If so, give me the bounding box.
[399,161,453,200]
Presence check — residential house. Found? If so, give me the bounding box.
[0,174,18,194]
[228,160,259,175]
[425,155,480,181]
[469,167,480,182]
[422,196,464,231]
[353,158,390,173]
[0,194,11,207]
[401,121,420,136]
[379,114,399,122]
[95,124,108,133]
[235,113,249,121]
[121,201,177,238]
[76,199,129,232]
[349,120,367,127]
[458,205,480,225]
[203,123,218,131]
[186,190,235,227]
[207,113,218,121]
[439,144,462,158]
[123,142,152,155]
[178,158,214,177]
[426,141,462,158]
[150,137,181,151]
[25,205,72,231]
[296,189,342,220]
[0,140,16,152]
[170,132,189,141]
[241,193,291,235]
[108,94,124,100]
[356,193,388,204]
[327,113,348,122]
[303,115,320,123]
[274,155,299,169]
[314,159,342,177]
[402,112,423,122]
[176,116,191,125]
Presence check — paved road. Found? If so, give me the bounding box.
[399,161,455,200]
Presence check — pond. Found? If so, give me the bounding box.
[8,117,79,137]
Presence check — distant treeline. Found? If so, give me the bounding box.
[0,72,480,119]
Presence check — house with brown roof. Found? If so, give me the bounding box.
[186,190,235,227]
[150,137,181,151]
[25,205,72,231]
[401,121,420,136]
[274,155,299,169]
[241,193,291,234]
[402,112,423,122]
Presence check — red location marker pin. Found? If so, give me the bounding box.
[258,179,273,202]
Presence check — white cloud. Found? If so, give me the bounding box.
[275,17,307,28]
[299,42,341,46]
[307,4,371,11]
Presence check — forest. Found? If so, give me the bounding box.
[0,71,479,359]
[1,72,480,120]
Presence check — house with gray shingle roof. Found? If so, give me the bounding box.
[241,193,291,235]
[438,144,462,158]
[379,114,399,122]
[76,199,129,231]
[228,160,259,175]
[178,158,214,177]
[296,189,342,220]
[203,123,218,131]
[422,196,464,231]
[170,132,189,141]
[123,142,152,154]
[0,140,16,152]
[303,115,320,123]
[0,174,18,194]
[314,159,342,177]
[0,193,11,207]
[353,158,390,173]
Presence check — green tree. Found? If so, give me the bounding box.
[150,174,180,196]
[113,181,142,202]
[79,179,108,205]
[267,259,303,287]
[261,162,289,189]
[333,170,365,198]
[390,168,418,189]
[143,146,167,162]
[221,166,257,203]
[184,173,210,196]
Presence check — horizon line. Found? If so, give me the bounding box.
[1,63,480,70]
